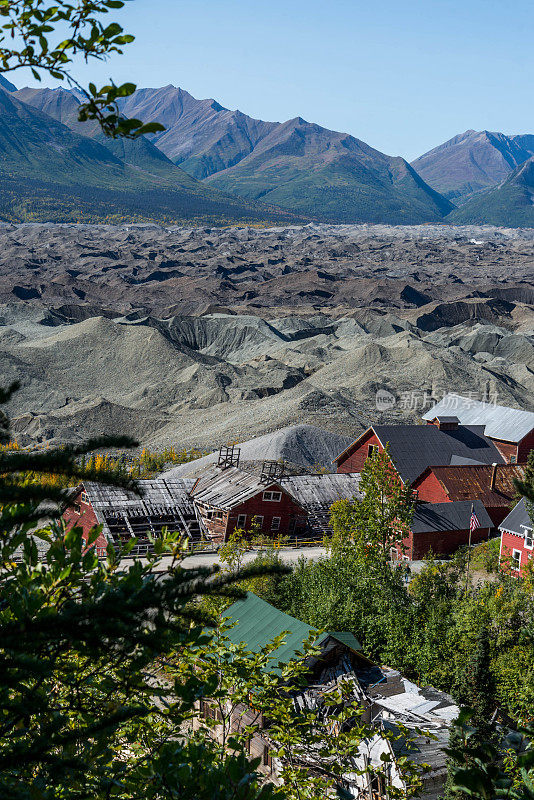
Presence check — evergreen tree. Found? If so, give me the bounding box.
[0,383,285,799]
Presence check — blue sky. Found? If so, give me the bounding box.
[13,0,534,160]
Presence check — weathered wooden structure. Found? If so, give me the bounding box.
[281,473,362,536]
[413,462,526,527]
[391,499,492,561]
[189,464,307,543]
[200,593,458,800]
[63,478,199,555]
[334,423,505,484]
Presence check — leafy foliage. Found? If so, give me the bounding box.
[446,711,534,800]
[249,451,534,722]
[0,384,290,799]
[0,0,164,138]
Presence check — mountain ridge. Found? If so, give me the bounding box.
[448,155,534,227]
[0,86,293,224]
[412,129,534,205]
[104,85,456,224]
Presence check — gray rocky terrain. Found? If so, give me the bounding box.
[0,222,532,450]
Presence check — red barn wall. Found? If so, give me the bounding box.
[490,438,519,463]
[412,471,450,503]
[393,526,490,561]
[517,431,534,463]
[62,491,108,556]
[226,487,307,540]
[336,431,383,474]
[500,530,532,577]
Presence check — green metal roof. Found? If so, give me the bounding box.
[223,593,361,667]
[327,631,362,653]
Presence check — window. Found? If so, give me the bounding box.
[367,445,379,458]
[254,515,264,529]
[271,516,281,532]
[510,455,517,464]
[512,549,522,570]
[73,503,81,514]
[81,491,89,503]
[263,491,282,502]
[263,745,271,768]
[525,529,533,550]
[200,699,216,720]
[236,514,247,528]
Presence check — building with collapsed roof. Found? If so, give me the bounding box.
[189,446,363,544]
[281,473,362,536]
[189,464,308,543]
[423,394,534,464]
[202,593,457,800]
[63,478,198,555]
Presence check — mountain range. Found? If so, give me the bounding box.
[2,79,534,226]
[412,129,534,205]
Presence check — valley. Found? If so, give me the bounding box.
[1,222,532,451]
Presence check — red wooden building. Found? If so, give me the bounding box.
[190,465,308,544]
[422,394,534,464]
[334,423,504,485]
[412,463,526,528]
[391,500,492,561]
[63,485,108,557]
[499,498,533,576]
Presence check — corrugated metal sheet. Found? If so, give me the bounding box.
[423,393,534,443]
[223,593,362,666]
[373,424,504,483]
[223,592,317,666]
[423,463,526,506]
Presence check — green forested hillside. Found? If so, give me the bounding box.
[447,157,534,228]
[205,118,454,224]
[0,89,291,224]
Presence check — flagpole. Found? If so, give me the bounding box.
[465,503,473,593]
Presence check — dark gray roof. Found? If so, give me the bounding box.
[423,394,534,443]
[449,455,486,466]
[373,424,504,483]
[499,498,533,535]
[412,500,492,534]
[281,473,362,508]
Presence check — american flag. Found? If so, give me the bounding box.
[469,506,480,532]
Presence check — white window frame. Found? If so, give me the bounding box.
[81,491,89,503]
[523,526,533,550]
[510,455,517,464]
[263,491,282,502]
[512,549,522,570]
[254,515,264,529]
[271,516,281,532]
[236,514,247,528]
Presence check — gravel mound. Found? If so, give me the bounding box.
[161,424,354,477]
